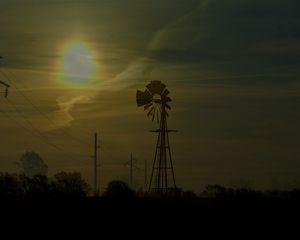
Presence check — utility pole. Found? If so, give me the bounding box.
[125,153,139,189]
[145,159,147,192]
[129,153,133,187]
[0,81,9,98]
[0,56,10,98]
[93,132,100,196]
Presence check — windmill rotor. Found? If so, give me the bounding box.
[136,80,171,123]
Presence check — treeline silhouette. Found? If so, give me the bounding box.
[1,171,300,200]
[201,184,300,199]
[0,173,299,238]
[0,171,90,198]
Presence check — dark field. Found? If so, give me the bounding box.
[1,197,299,239]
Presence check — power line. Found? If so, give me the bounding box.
[0,68,88,146]
[5,97,63,151]
[0,59,90,162]
[0,108,40,138]
[2,98,89,161]
[0,111,89,166]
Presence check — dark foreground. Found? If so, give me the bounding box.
[1,197,299,239]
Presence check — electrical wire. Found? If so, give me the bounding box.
[5,97,63,151]
[0,108,40,138]
[0,68,89,146]
[0,60,93,163]
[1,99,90,161]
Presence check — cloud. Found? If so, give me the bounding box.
[107,0,300,90]
[146,0,300,81]
[3,0,300,129]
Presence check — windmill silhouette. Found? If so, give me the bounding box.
[136,80,177,196]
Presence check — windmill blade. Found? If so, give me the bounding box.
[147,106,154,117]
[162,96,172,103]
[136,89,152,107]
[144,102,153,111]
[156,110,160,123]
[147,80,166,95]
[148,81,160,94]
[152,81,166,95]
[166,104,171,110]
[152,109,156,122]
[154,105,162,123]
[146,83,154,95]
[136,90,145,107]
[162,89,170,97]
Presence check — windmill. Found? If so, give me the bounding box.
[136,80,177,196]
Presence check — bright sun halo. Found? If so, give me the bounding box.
[60,41,98,87]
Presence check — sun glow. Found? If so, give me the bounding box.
[59,41,99,88]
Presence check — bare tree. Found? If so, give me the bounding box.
[53,171,91,197]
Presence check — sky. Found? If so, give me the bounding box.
[0,0,300,193]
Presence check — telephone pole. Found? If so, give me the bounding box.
[0,56,10,98]
[125,153,139,189]
[144,159,148,192]
[93,132,100,196]
[129,153,133,186]
[0,81,9,98]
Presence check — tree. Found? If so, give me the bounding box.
[53,171,91,197]
[0,172,23,197]
[17,151,48,178]
[104,180,136,199]
[181,190,197,198]
[202,184,227,198]
[25,174,52,198]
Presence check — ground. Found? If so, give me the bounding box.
[0,197,299,239]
